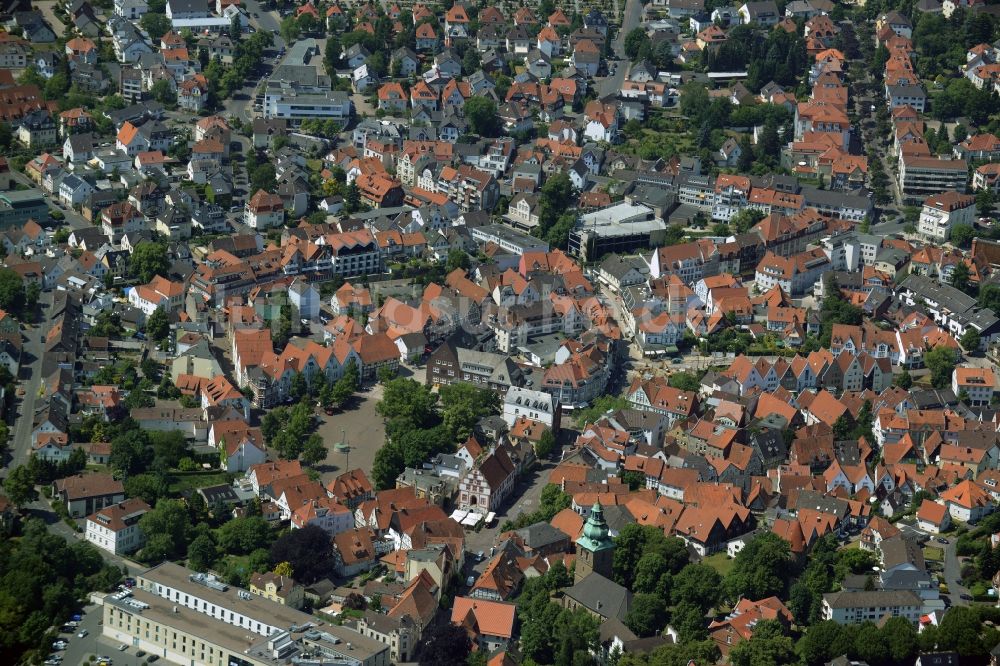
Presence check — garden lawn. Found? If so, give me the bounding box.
[702,552,736,576]
[168,470,232,493]
[924,546,944,562]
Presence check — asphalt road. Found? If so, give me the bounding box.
[11,171,89,231]
[221,0,284,123]
[942,537,972,603]
[596,0,642,98]
[5,291,47,479]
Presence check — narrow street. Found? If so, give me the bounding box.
[5,291,48,480]
[596,0,642,98]
[11,171,90,231]
[942,538,971,603]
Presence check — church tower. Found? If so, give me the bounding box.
[574,500,616,583]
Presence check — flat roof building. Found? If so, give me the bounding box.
[568,202,666,262]
[0,190,49,228]
[469,223,550,255]
[102,562,389,666]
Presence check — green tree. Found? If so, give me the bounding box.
[4,464,35,507]
[574,394,629,428]
[730,208,766,234]
[798,620,850,665]
[725,532,791,600]
[728,620,795,666]
[439,383,500,440]
[736,134,755,172]
[925,345,958,389]
[217,516,272,555]
[446,249,470,272]
[251,164,277,193]
[464,97,501,137]
[139,499,192,562]
[0,268,25,314]
[623,27,650,60]
[377,377,439,427]
[633,552,669,595]
[370,441,406,489]
[960,327,981,352]
[936,606,986,656]
[141,13,172,41]
[187,534,217,572]
[536,428,557,458]
[130,242,171,283]
[951,223,974,248]
[146,307,169,342]
[950,261,972,293]
[538,171,575,238]
[881,615,918,663]
[625,593,666,637]
[110,429,151,476]
[981,283,1000,311]
[150,79,174,105]
[673,563,722,612]
[300,434,327,466]
[895,368,913,389]
[123,473,170,505]
[668,372,700,392]
[345,181,361,212]
[280,16,301,43]
[978,188,995,217]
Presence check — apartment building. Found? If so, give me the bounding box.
[821,590,922,624]
[897,154,969,204]
[917,191,975,241]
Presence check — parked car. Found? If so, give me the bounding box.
[960,593,973,601]
[937,537,949,544]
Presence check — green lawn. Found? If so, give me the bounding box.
[839,540,861,551]
[924,546,944,562]
[168,470,232,493]
[702,552,736,576]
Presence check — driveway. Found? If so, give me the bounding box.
[942,537,972,605]
[34,1,66,39]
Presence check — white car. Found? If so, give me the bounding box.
[77,630,88,638]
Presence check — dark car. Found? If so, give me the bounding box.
[937,537,949,544]
[960,593,973,601]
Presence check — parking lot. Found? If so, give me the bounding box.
[47,602,154,666]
